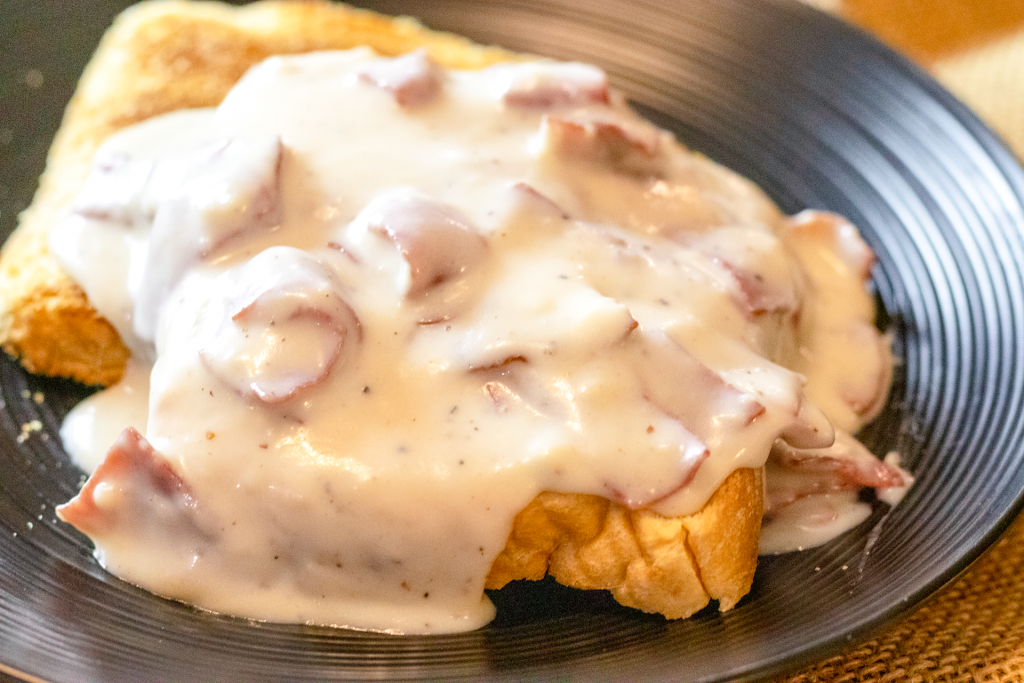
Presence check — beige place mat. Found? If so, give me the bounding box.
[782,2,1024,680]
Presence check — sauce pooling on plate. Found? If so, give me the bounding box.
[50,49,910,633]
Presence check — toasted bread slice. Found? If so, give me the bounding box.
[0,0,761,620]
[486,467,762,616]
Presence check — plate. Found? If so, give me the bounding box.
[3,0,1024,681]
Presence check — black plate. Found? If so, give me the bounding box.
[3,0,1024,681]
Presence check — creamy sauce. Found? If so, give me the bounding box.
[759,492,872,555]
[61,358,151,473]
[51,49,908,632]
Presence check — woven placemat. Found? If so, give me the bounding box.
[784,3,1024,680]
[781,513,1024,681]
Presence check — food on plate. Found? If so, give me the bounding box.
[0,1,911,633]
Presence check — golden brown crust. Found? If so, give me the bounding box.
[486,468,762,617]
[0,223,129,385]
[0,0,762,620]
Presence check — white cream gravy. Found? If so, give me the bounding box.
[50,49,904,632]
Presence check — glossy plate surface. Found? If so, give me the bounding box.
[3,0,1024,681]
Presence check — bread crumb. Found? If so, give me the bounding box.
[24,69,44,89]
[16,419,43,444]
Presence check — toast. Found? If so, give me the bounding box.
[2,0,763,623]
